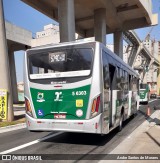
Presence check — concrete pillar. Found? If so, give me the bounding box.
[58,0,75,42]
[0,0,14,121]
[129,45,142,67]
[114,31,123,59]
[8,50,18,104]
[94,8,106,45]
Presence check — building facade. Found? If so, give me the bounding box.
[143,38,160,95]
[31,24,80,47]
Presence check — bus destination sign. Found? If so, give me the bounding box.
[49,52,66,63]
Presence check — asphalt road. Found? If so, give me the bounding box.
[0,99,160,162]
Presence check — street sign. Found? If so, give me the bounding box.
[0,89,7,120]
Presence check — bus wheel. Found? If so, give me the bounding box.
[29,130,43,132]
[133,111,137,117]
[118,114,124,132]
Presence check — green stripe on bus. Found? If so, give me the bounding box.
[30,85,91,120]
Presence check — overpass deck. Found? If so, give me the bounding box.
[22,0,158,37]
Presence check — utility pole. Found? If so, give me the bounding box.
[0,0,14,121]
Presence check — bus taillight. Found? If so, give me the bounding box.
[25,98,33,117]
[91,95,100,118]
[95,96,100,112]
[91,99,97,113]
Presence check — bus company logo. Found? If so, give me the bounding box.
[37,92,45,102]
[54,92,63,101]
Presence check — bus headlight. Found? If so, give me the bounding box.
[25,98,33,117]
[91,95,100,118]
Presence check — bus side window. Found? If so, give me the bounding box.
[102,51,110,90]
[109,64,116,90]
[124,71,128,92]
[132,77,137,91]
[129,74,132,91]
[136,78,139,92]
[102,51,110,105]
[137,78,140,95]
[117,67,122,90]
[120,70,125,89]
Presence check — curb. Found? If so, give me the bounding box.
[0,123,26,134]
[13,105,25,108]
[98,110,160,163]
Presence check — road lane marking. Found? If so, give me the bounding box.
[0,132,63,154]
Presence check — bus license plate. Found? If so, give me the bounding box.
[54,114,66,119]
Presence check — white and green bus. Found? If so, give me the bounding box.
[139,83,150,104]
[24,41,139,134]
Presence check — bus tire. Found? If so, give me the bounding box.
[118,113,124,132]
[29,130,43,132]
[134,111,138,117]
[133,103,138,117]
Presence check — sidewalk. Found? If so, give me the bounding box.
[0,104,25,129]
[100,109,160,163]
[13,104,25,119]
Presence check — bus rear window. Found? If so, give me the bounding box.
[28,48,93,79]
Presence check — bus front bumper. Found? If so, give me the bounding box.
[25,113,102,134]
[139,99,147,102]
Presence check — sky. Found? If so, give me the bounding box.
[3,0,160,82]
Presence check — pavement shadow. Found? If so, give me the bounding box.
[138,109,146,116]
[146,117,160,125]
[42,129,119,146]
[153,118,160,125]
[139,109,160,126]
[42,113,145,146]
[153,105,160,110]
[14,114,25,121]
[145,132,160,147]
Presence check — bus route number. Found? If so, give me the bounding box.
[72,91,87,96]
[49,52,66,63]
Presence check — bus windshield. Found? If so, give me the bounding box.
[140,83,147,89]
[28,48,93,79]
